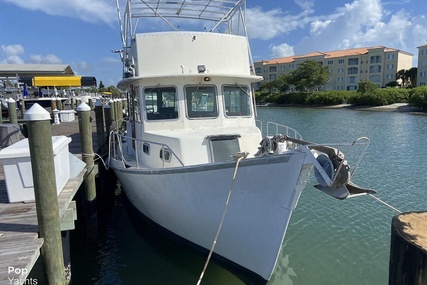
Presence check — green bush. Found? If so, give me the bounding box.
[306,91,352,105]
[408,87,427,108]
[347,88,409,106]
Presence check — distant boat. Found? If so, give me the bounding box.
[108,1,374,284]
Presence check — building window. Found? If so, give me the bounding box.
[269,74,276,80]
[269,66,277,72]
[370,55,381,64]
[337,67,344,73]
[255,67,262,74]
[338,59,344,64]
[348,67,358,74]
[337,77,344,82]
[369,65,381,73]
[387,64,394,70]
[420,71,426,77]
[386,74,394,80]
[387,54,395,60]
[348,58,359,65]
[289,64,294,69]
[347,76,357,84]
[327,60,334,65]
[347,85,357,91]
[369,75,381,82]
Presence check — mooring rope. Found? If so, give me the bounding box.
[368,194,402,213]
[196,152,249,285]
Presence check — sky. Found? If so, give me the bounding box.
[1,0,427,88]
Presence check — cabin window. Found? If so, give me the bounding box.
[185,85,218,118]
[160,148,171,162]
[223,85,251,117]
[207,135,241,162]
[144,87,178,120]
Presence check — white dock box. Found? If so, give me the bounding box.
[59,110,76,122]
[0,136,71,203]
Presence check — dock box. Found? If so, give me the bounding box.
[0,136,71,203]
[59,110,76,122]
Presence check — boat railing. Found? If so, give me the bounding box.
[266,121,303,140]
[111,132,185,169]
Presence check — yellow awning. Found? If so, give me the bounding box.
[27,76,97,87]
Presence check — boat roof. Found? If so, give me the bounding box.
[125,0,244,23]
[118,0,247,44]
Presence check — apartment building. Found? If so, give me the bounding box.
[417,44,427,86]
[254,46,413,91]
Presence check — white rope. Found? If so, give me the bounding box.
[196,152,248,285]
[368,194,402,213]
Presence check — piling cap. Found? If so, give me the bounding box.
[94,100,103,107]
[24,103,51,121]
[8,98,15,103]
[103,103,110,109]
[77,102,91,112]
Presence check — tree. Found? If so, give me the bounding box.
[288,60,330,92]
[406,67,418,87]
[99,81,105,89]
[358,80,378,94]
[396,69,408,87]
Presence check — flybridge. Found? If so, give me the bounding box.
[115,0,252,79]
[117,0,248,38]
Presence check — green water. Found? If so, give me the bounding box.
[67,107,427,285]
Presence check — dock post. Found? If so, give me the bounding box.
[25,103,65,285]
[389,212,427,285]
[109,99,116,124]
[94,100,105,152]
[104,103,112,135]
[7,98,18,124]
[77,102,98,242]
[51,97,57,112]
[117,99,123,121]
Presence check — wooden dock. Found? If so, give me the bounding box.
[0,117,99,284]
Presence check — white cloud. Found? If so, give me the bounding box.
[30,54,62,64]
[3,0,117,26]
[292,0,425,59]
[246,3,314,40]
[0,44,25,64]
[270,43,295,58]
[1,44,25,56]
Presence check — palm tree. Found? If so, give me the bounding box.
[396,69,407,87]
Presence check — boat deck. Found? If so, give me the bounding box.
[0,117,98,284]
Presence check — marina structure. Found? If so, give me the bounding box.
[254,46,413,90]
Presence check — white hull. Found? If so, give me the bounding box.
[110,152,313,283]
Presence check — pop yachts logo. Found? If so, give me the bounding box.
[7,267,38,285]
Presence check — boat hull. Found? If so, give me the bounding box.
[110,152,313,284]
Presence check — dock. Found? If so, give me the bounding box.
[0,117,99,284]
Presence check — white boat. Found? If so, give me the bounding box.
[108,1,374,284]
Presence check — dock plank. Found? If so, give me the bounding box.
[0,114,99,284]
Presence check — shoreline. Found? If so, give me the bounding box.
[257,103,427,115]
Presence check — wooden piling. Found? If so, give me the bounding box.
[51,97,57,111]
[25,103,65,285]
[110,99,117,126]
[104,103,112,135]
[94,100,105,152]
[389,212,427,285]
[77,102,98,242]
[7,98,18,124]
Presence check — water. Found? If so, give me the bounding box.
[50,107,427,284]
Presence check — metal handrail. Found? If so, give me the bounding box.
[266,121,303,140]
[111,132,185,168]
